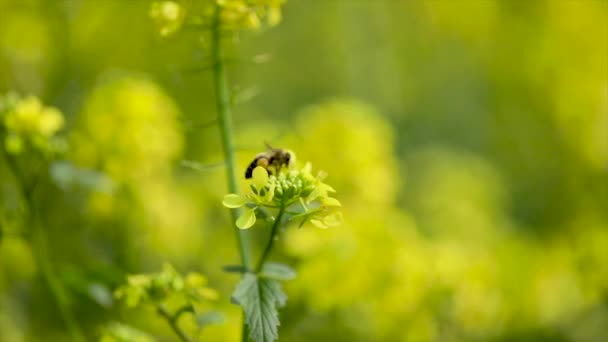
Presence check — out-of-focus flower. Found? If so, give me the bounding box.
[0,93,66,155]
[70,74,201,258]
[114,263,218,308]
[149,1,185,37]
[222,161,342,229]
[112,264,221,341]
[218,0,285,30]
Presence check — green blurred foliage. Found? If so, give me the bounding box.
[1,0,607,341]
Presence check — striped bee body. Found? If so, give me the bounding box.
[244,147,293,179]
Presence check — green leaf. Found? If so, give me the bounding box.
[231,274,287,342]
[196,311,225,329]
[260,262,297,281]
[223,265,248,274]
[223,194,247,208]
[87,282,114,308]
[236,208,257,229]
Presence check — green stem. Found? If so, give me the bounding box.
[211,4,252,342]
[157,304,192,342]
[1,150,85,342]
[212,2,251,271]
[256,205,285,272]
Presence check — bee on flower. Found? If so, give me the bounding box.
[223,149,343,230]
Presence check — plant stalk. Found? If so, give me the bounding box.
[1,151,85,342]
[211,3,251,271]
[157,304,192,342]
[256,205,285,272]
[211,4,252,342]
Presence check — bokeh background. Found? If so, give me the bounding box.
[1,0,607,341]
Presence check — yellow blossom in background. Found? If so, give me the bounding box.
[218,0,286,30]
[148,0,286,36]
[149,1,185,37]
[277,99,608,341]
[0,0,607,341]
[70,74,200,259]
[286,100,399,207]
[0,93,65,155]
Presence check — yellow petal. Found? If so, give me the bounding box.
[310,219,328,229]
[319,182,336,193]
[322,197,342,207]
[252,166,269,188]
[222,194,246,208]
[236,208,257,229]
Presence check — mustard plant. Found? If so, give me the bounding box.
[148,1,344,341]
[111,263,221,342]
[223,164,342,342]
[0,93,84,342]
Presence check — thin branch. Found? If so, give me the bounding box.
[185,118,218,131]
[180,160,226,172]
[157,304,192,342]
[256,203,286,272]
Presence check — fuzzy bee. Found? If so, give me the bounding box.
[245,144,294,179]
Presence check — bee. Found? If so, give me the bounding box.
[245,144,294,179]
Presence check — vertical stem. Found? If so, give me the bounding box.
[31,219,85,342]
[256,205,285,272]
[210,4,252,342]
[211,3,251,270]
[2,151,85,342]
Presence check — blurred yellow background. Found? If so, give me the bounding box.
[0,0,607,341]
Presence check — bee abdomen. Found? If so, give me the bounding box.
[244,159,259,179]
[244,156,270,179]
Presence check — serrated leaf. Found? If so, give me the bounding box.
[231,274,287,342]
[236,208,257,229]
[260,262,296,281]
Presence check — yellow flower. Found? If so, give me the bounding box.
[149,1,185,37]
[1,93,66,154]
[222,159,342,230]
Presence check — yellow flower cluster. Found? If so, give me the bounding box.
[223,162,342,230]
[114,263,218,308]
[0,93,65,155]
[278,100,608,341]
[149,1,185,37]
[218,0,285,30]
[148,0,286,37]
[70,75,202,258]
